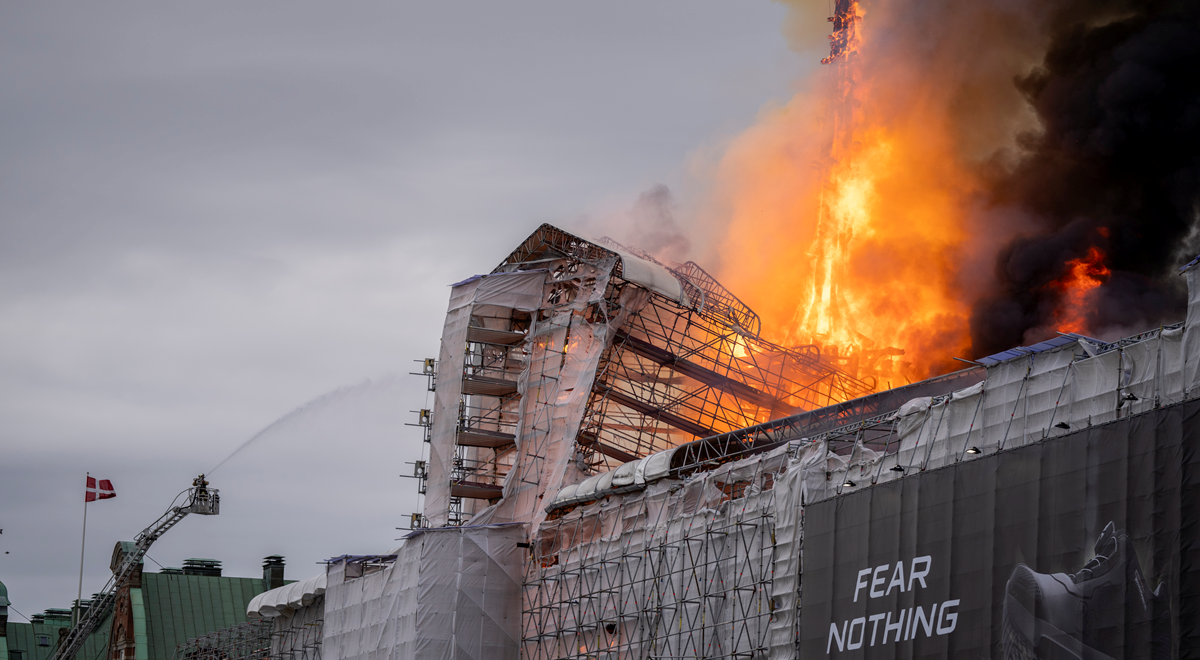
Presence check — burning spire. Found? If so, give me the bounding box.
[794,0,863,344]
[712,0,1198,388]
[791,0,909,385]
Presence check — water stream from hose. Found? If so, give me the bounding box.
[207,377,392,475]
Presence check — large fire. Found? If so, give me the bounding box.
[712,0,978,389]
[1052,246,1110,335]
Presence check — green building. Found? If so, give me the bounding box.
[1,551,289,660]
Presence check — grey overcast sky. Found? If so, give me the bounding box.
[0,1,813,618]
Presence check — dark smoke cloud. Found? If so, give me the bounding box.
[970,0,1200,355]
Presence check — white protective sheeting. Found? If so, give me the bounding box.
[640,447,676,481]
[1162,327,1185,401]
[424,279,482,528]
[767,452,805,660]
[815,321,1195,503]
[611,459,639,487]
[595,470,615,492]
[247,572,328,617]
[552,483,579,505]
[425,271,553,526]
[612,250,686,305]
[470,256,649,530]
[518,264,1200,658]
[323,524,526,660]
[1066,348,1121,428]
[1185,267,1200,394]
[633,456,652,485]
[573,473,604,501]
[464,271,550,312]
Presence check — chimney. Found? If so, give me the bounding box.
[262,556,286,591]
[181,559,222,577]
[0,579,9,638]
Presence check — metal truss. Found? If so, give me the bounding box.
[667,366,985,477]
[173,620,273,660]
[523,454,787,660]
[431,223,879,521]
[269,616,323,660]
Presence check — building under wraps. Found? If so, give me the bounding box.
[244,225,1200,659]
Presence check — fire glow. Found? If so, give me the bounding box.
[1053,246,1110,335]
[713,0,977,389]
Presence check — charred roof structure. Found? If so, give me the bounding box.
[419,224,878,528]
[297,224,1200,660]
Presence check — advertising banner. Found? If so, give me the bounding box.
[800,402,1200,659]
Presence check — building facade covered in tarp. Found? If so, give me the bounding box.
[272,225,1200,659]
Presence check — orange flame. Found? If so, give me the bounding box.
[1053,247,1109,334]
[710,3,978,389]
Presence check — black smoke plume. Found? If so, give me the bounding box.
[970,0,1200,355]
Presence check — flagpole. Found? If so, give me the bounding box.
[75,472,88,628]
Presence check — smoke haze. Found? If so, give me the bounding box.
[706,0,1200,373]
[971,0,1200,353]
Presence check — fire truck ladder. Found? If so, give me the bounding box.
[51,475,221,660]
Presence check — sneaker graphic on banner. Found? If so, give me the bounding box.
[1002,522,1170,660]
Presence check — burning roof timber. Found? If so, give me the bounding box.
[422,223,1197,529]
[362,232,1200,660]
[421,223,877,528]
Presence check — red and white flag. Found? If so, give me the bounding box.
[86,477,116,502]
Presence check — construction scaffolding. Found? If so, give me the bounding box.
[341,225,1200,660]
[176,612,324,660]
[421,224,877,529]
[523,447,794,660]
[520,311,1199,660]
[267,612,323,660]
[173,620,273,660]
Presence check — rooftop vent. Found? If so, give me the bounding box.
[160,567,184,575]
[182,559,222,577]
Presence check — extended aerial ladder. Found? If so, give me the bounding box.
[51,475,221,660]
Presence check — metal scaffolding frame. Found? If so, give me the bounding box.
[173,620,273,660]
[523,450,790,660]
[427,224,877,522]
[666,366,985,478]
[176,610,325,660]
[269,616,323,660]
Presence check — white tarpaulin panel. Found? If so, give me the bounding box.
[1163,326,1185,403]
[472,258,654,530]
[1185,267,1200,393]
[768,457,805,660]
[978,356,1034,451]
[1069,348,1121,428]
[612,250,685,304]
[323,524,526,660]
[248,572,327,617]
[472,309,608,528]
[468,271,550,312]
[424,279,481,527]
[425,271,552,526]
[814,321,1199,508]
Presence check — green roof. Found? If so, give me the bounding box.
[4,570,291,660]
[4,613,111,660]
[139,572,271,660]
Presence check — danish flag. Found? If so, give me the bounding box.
[86,477,116,502]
